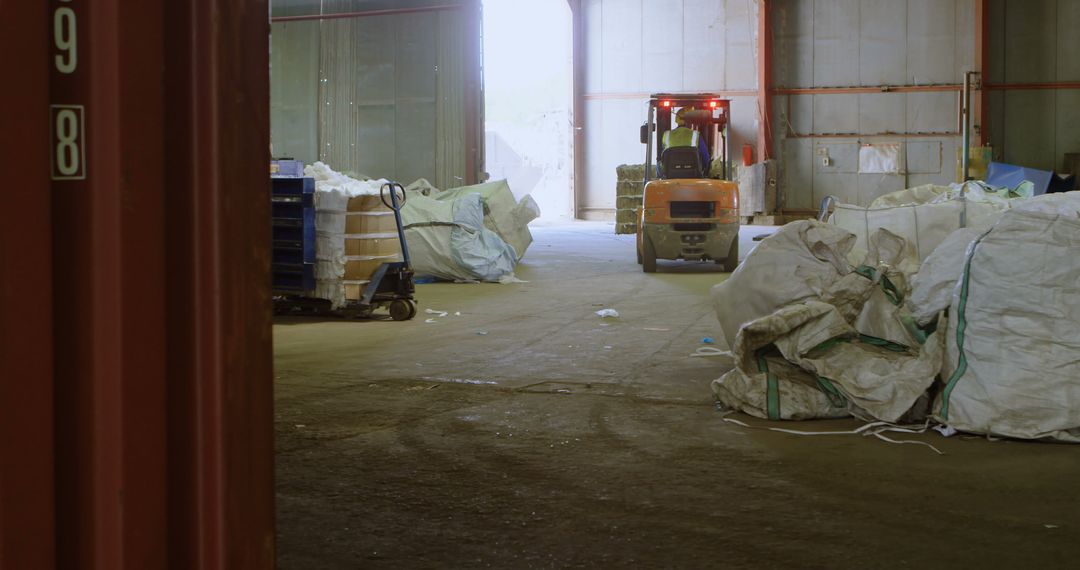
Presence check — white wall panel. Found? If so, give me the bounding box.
[1004,0,1057,83]
[600,0,644,93]
[1055,91,1080,172]
[781,138,815,209]
[812,0,860,87]
[859,0,907,86]
[858,93,906,135]
[906,91,957,134]
[773,0,814,88]
[1060,0,1080,80]
[907,0,956,84]
[642,0,685,92]
[724,0,757,90]
[682,0,726,91]
[584,0,604,92]
[1004,91,1056,171]
[812,94,858,134]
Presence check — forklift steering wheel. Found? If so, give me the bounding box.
[380,182,407,211]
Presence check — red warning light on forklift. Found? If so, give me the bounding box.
[661,100,672,107]
[709,100,718,108]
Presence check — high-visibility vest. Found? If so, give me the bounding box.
[662,127,699,149]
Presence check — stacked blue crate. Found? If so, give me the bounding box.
[271,161,316,294]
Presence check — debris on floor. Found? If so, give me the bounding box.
[595,309,620,318]
[710,189,1080,442]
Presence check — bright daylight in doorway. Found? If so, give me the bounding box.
[483,0,574,221]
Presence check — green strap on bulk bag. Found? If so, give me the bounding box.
[854,265,904,306]
[757,350,782,420]
[939,231,992,420]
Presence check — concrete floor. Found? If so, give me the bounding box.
[275,222,1080,569]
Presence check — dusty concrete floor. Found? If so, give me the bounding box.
[275,222,1080,569]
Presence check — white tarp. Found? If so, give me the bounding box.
[431,179,540,260]
[710,221,856,349]
[829,183,1014,267]
[400,192,518,282]
[716,189,1080,442]
[935,193,1080,442]
[858,143,904,174]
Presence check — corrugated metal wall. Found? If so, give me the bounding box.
[773,0,975,208]
[579,0,761,218]
[986,0,1080,173]
[271,0,479,189]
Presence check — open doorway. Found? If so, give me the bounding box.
[482,0,574,221]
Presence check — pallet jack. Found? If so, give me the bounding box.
[344,182,417,320]
[272,177,417,321]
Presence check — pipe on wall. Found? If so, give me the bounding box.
[271,4,463,22]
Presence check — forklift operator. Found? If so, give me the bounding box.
[661,106,711,173]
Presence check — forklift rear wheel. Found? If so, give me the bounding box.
[642,235,657,273]
[389,299,414,321]
[406,300,418,320]
[722,237,739,272]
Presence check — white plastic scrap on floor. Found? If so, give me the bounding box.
[710,190,1080,443]
[595,309,620,318]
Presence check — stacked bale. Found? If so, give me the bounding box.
[615,164,645,234]
[342,195,403,301]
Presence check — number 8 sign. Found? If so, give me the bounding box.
[50,105,86,180]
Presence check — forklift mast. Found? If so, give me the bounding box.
[642,94,731,183]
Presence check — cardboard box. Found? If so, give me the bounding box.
[344,282,368,301]
[344,256,401,281]
[344,236,401,257]
[344,212,398,235]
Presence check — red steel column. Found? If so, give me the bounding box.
[465,0,484,184]
[50,0,170,566]
[974,0,989,147]
[162,0,274,568]
[0,1,55,566]
[569,0,585,218]
[757,0,774,162]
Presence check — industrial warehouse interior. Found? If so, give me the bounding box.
[5,0,1080,568]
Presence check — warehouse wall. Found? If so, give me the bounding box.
[986,0,1080,173]
[772,0,975,209]
[579,0,762,218]
[270,0,477,188]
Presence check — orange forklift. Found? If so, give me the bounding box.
[636,93,740,272]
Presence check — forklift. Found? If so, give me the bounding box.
[636,93,740,273]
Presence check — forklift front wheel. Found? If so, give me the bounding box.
[642,234,657,273]
[389,299,415,321]
[722,237,740,272]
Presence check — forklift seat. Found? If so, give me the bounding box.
[660,146,705,179]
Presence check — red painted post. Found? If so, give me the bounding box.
[0,1,55,566]
[974,0,989,147]
[757,0,774,163]
[2,0,274,567]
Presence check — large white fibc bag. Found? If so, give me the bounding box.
[401,192,518,282]
[935,193,1080,441]
[907,228,984,326]
[711,221,856,348]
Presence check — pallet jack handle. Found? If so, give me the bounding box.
[380,182,412,269]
